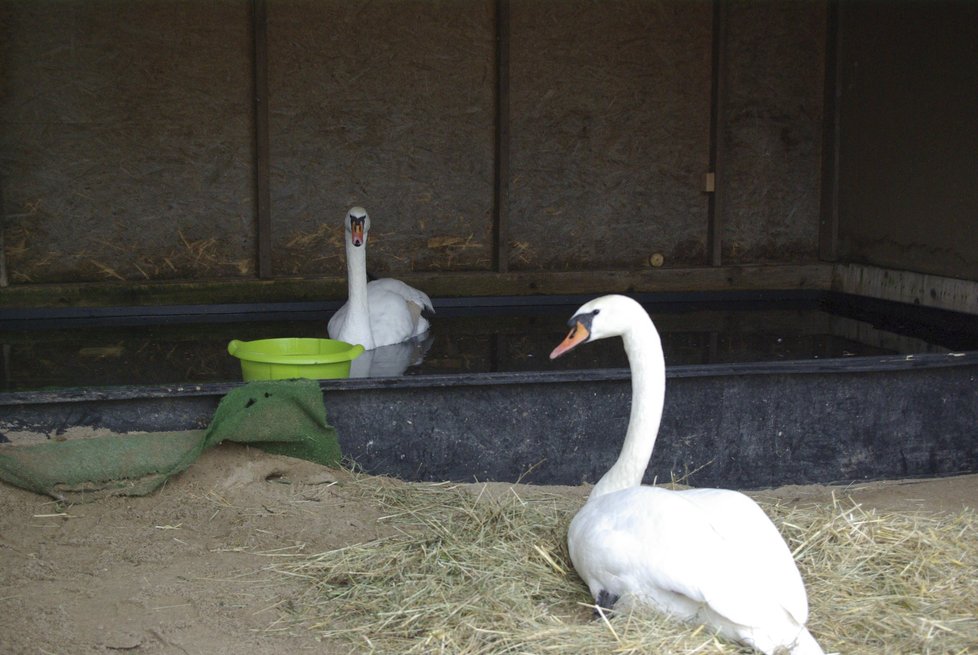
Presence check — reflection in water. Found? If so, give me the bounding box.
[1,298,973,392]
[349,333,434,378]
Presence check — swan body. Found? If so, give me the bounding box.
[328,207,434,351]
[550,295,824,655]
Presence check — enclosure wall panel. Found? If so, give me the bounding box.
[4,353,976,488]
[836,2,978,281]
[12,1,960,296]
[718,1,826,264]
[266,0,496,276]
[507,0,713,271]
[0,0,255,283]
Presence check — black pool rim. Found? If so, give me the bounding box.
[2,291,976,490]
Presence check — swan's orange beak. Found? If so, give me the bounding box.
[550,320,590,359]
[351,221,365,247]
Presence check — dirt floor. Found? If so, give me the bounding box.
[0,443,975,655]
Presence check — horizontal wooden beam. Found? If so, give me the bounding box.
[0,264,833,309]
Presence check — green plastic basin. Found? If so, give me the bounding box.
[227,338,364,381]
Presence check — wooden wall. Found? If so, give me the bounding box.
[834,1,978,282]
[509,1,712,270]
[2,0,829,292]
[0,0,254,283]
[267,0,497,276]
[718,0,826,264]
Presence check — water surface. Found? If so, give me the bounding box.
[2,293,974,392]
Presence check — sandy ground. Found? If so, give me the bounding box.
[0,443,975,655]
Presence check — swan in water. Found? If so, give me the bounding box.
[328,207,434,351]
[550,295,825,655]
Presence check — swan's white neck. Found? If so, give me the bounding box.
[589,314,666,499]
[344,237,375,350]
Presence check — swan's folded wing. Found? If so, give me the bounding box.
[624,494,732,604]
[578,488,807,631]
[368,278,434,313]
[572,488,725,606]
[677,488,810,626]
[362,286,419,347]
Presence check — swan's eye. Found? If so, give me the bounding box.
[568,309,599,333]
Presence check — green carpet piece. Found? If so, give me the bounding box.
[0,379,341,503]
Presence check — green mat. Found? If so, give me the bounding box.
[0,379,341,503]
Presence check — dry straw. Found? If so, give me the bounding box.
[269,474,977,655]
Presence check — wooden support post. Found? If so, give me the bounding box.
[819,0,841,262]
[707,0,728,267]
[494,0,511,273]
[0,175,7,287]
[253,0,273,278]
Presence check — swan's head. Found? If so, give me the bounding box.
[345,206,370,248]
[550,294,649,359]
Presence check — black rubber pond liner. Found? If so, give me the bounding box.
[2,351,976,490]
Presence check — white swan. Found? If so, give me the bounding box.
[550,295,825,655]
[328,207,434,351]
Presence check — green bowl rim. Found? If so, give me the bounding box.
[228,338,364,365]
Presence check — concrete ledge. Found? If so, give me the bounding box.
[833,263,978,315]
[3,352,976,490]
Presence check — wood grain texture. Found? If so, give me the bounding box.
[0,1,255,283]
[508,0,713,270]
[718,1,826,265]
[267,0,496,276]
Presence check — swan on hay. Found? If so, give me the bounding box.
[550,294,825,655]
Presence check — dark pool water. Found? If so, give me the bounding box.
[2,292,976,392]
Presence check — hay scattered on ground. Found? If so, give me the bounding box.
[268,474,978,655]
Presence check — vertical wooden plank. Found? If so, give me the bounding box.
[819,0,840,262]
[707,0,727,267]
[0,175,7,287]
[253,0,273,278]
[494,0,511,273]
